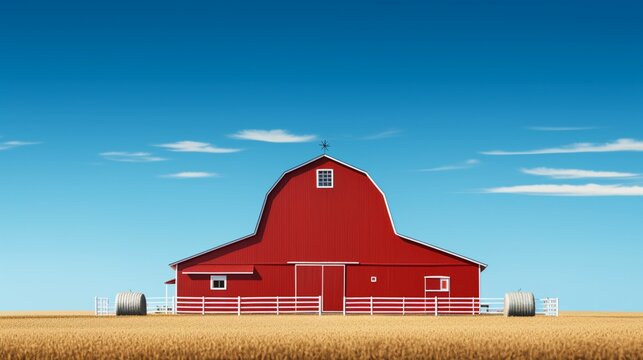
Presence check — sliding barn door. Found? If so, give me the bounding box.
[295,265,345,312]
[322,266,344,312]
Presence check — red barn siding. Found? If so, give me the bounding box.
[172,155,485,311]
[177,265,296,297]
[321,266,344,311]
[296,266,321,296]
[346,265,479,298]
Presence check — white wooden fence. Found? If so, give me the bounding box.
[343,296,559,316]
[542,297,559,316]
[95,295,559,316]
[344,297,497,315]
[175,296,322,315]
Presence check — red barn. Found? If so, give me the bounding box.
[169,155,486,313]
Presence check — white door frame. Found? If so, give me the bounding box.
[424,275,451,296]
[294,263,346,312]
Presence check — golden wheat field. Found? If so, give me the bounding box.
[0,312,641,359]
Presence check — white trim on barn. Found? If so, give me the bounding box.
[169,155,487,270]
[478,264,481,298]
[287,261,359,264]
[424,275,450,292]
[316,168,334,188]
[294,263,346,313]
[183,271,254,275]
[210,275,227,290]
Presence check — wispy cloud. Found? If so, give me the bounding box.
[229,129,316,143]
[420,159,479,172]
[522,167,638,179]
[361,129,402,140]
[100,152,166,162]
[162,171,217,179]
[527,126,597,131]
[156,141,241,153]
[484,183,643,196]
[0,140,40,151]
[482,138,643,155]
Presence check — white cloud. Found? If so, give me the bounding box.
[155,141,241,153]
[229,129,316,143]
[361,129,402,140]
[482,138,643,155]
[528,126,596,131]
[162,172,217,179]
[420,159,479,172]
[100,152,166,162]
[0,140,40,151]
[484,183,643,196]
[522,167,638,179]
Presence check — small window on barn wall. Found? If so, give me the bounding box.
[316,169,333,188]
[424,276,450,292]
[440,278,449,291]
[210,275,227,290]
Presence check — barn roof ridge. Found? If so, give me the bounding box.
[169,154,487,270]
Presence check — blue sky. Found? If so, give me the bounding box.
[1,0,642,311]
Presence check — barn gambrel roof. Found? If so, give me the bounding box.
[170,154,487,270]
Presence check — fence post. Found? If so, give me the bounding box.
[202,296,205,315]
[546,297,560,317]
[94,296,97,316]
[276,296,279,315]
[173,296,177,315]
[543,298,548,316]
[237,296,241,316]
[434,296,438,316]
[402,297,405,316]
[546,298,550,315]
[318,296,322,316]
[472,298,475,315]
[370,296,373,315]
[343,296,346,316]
[555,298,559,316]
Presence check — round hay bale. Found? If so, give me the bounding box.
[504,292,535,317]
[115,292,147,316]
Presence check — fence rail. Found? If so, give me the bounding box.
[175,296,322,315]
[344,296,497,315]
[343,296,558,316]
[147,296,175,314]
[95,295,559,316]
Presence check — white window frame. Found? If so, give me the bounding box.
[316,169,334,188]
[370,276,377,283]
[210,275,227,290]
[424,276,450,292]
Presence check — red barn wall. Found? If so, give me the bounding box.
[177,265,295,297]
[176,264,479,298]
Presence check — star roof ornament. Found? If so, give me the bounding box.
[319,140,330,154]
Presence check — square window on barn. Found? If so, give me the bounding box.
[316,169,333,188]
[210,275,227,290]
